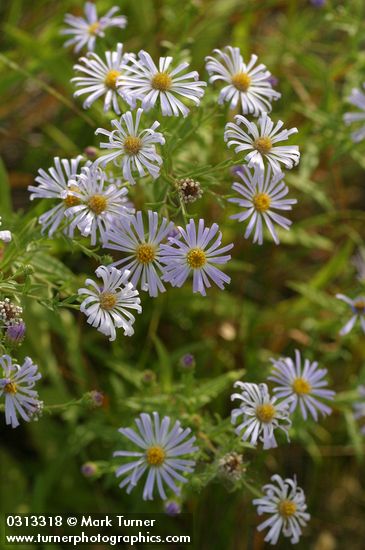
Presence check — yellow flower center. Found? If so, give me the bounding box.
[64,185,81,208]
[146,445,166,466]
[4,381,17,394]
[88,22,100,35]
[99,292,117,310]
[354,299,365,313]
[256,403,276,423]
[252,192,271,213]
[278,499,297,519]
[254,136,273,154]
[151,72,172,91]
[136,243,156,264]
[292,377,312,395]
[186,248,207,269]
[104,69,121,89]
[124,136,142,156]
[87,194,107,215]
[231,72,251,92]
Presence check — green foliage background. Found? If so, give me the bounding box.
[1,0,365,548]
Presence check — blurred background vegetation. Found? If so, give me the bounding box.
[1,0,365,548]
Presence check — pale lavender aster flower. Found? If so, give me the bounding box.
[229,166,297,245]
[310,0,326,6]
[205,47,280,116]
[336,294,365,335]
[269,349,335,421]
[253,474,310,545]
[114,411,198,500]
[104,210,174,297]
[160,219,233,296]
[95,108,165,184]
[343,86,365,143]
[28,156,83,236]
[0,355,42,429]
[231,382,292,449]
[72,43,135,114]
[353,385,365,435]
[61,2,127,53]
[64,164,133,245]
[121,50,206,117]
[78,265,141,341]
[224,113,300,173]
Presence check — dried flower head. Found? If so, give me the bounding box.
[218,452,246,481]
[0,299,23,327]
[176,178,203,204]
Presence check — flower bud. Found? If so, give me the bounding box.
[5,322,26,345]
[164,501,181,516]
[179,353,195,369]
[81,462,98,477]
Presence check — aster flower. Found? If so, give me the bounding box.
[0,217,11,243]
[78,265,141,341]
[121,50,206,117]
[343,86,365,143]
[61,2,127,53]
[72,43,134,114]
[336,294,365,335]
[231,382,292,449]
[95,108,165,184]
[160,219,233,296]
[224,113,300,173]
[269,350,335,421]
[0,355,42,429]
[229,166,297,245]
[64,164,133,245]
[353,385,365,435]
[113,411,198,500]
[104,210,174,297]
[28,156,83,236]
[205,47,280,116]
[253,474,310,545]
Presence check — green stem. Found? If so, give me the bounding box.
[43,397,85,415]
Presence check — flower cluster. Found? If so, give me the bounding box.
[12,4,364,547]
[228,349,335,543]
